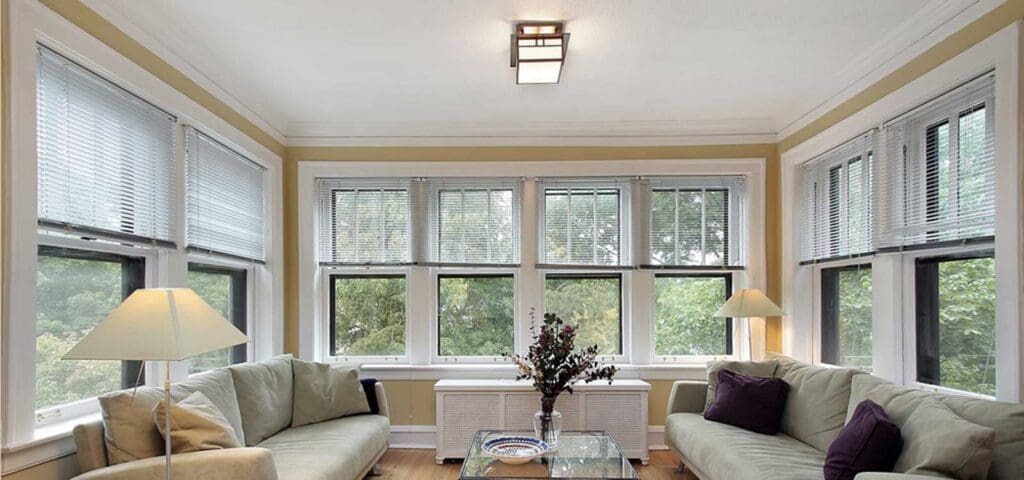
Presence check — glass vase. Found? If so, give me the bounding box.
[533,396,562,449]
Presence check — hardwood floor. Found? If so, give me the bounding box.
[374,449,698,480]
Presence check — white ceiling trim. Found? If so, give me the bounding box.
[80,0,288,144]
[776,0,1002,141]
[286,133,778,148]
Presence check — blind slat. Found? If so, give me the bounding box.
[649,176,745,267]
[37,46,176,244]
[541,180,626,266]
[316,179,411,264]
[427,179,521,265]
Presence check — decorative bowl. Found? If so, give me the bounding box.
[482,436,551,464]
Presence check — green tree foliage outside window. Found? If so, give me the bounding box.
[937,257,996,396]
[438,276,515,356]
[187,269,233,374]
[544,276,621,355]
[36,255,123,410]
[654,276,730,356]
[836,268,872,371]
[332,276,406,356]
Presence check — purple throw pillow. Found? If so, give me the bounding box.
[824,400,903,480]
[703,369,789,435]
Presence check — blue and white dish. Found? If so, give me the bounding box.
[481,436,551,464]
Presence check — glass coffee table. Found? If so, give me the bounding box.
[459,430,640,479]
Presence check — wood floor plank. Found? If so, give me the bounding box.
[373,449,698,480]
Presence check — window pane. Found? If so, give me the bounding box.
[36,254,125,410]
[821,266,872,371]
[654,276,731,356]
[917,256,996,396]
[330,188,409,263]
[925,121,951,238]
[187,268,235,374]
[543,188,620,265]
[331,276,406,356]
[437,188,518,264]
[437,275,514,356]
[957,106,990,224]
[544,275,621,355]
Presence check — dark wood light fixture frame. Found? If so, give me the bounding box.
[510,22,570,84]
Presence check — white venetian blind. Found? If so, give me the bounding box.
[798,132,875,263]
[649,176,745,267]
[427,179,521,265]
[36,45,176,245]
[185,126,266,262]
[316,178,411,264]
[540,179,627,266]
[877,74,995,250]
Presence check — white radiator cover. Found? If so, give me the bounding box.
[434,379,650,463]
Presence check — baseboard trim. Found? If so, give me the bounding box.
[388,425,669,451]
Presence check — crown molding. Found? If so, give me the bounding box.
[776,0,1002,140]
[80,0,287,144]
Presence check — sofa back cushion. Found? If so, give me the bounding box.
[849,375,1024,480]
[704,359,778,411]
[97,387,166,465]
[171,368,245,445]
[775,357,862,452]
[229,354,294,446]
[894,398,994,480]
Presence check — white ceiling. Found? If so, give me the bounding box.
[86,0,972,143]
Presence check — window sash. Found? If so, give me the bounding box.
[185,126,266,263]
[427,180,522,266]
[36,45,177,245]
[316,179,412,265]
[187,262,248,373]
[543,272,624,356]
[540,181,627,267]
[435,273,516,358]
[648,176,745,267]
[653,272,734,358]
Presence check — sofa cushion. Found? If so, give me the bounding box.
[847,375,932,426]
[894,399,994,480]
[704,359,778,411]
[230,354,294,446]
[824,400,903,480]
[171,368,245,445]
[154,391,242,454]
[939,393,1024,480]
[291,359,370,427]
[776,358,861,452]
[258,414,390,480]
[705,369,789,435]
[97,387,166,465]
[666,412,825,480]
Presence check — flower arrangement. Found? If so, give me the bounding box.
[506,310,618,398]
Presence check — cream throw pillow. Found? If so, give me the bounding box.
[895,398,995,480]
[153,391,241,454]
[291,359,370,427]
[98,387,167,465]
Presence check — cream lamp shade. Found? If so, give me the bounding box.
[714,288,783,318]
[63,288,248,361]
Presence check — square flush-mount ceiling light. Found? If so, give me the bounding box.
[511,22,569,85]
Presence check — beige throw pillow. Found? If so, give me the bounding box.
[153,391,241,454]
[895,399,995,480]
[98,387,167,465]
[291,359,370,427]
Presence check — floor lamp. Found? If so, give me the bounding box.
[63,288,248,480]
[714,288,783,361]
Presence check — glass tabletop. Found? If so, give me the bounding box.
[459,430,640,480]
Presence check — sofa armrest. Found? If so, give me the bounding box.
[854,474,949,480]
[667,380,708,416]
[374,382,390,419]
[71,448,278,480]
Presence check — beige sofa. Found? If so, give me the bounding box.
[70,356,390,480]
[665,356,1024,480]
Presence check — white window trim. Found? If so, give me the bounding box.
[297,159,768,373]
[2,0,285,472]
[782,23,1021,402]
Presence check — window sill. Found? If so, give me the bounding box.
[358,363,708,380]
[1,413,99,474]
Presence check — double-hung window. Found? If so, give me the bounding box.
[647,177,745,359]
[317,179,412,359]
[34,45,175,420]
[879,74,997,396]
[799,133,876,369]
[540,180,629,357]
[187,263,248,373]
[428,180,520,359]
